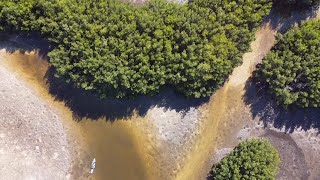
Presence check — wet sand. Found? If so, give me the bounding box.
[0,51,160,180]
[174,21,277,180]
[0,7,319,180]
[175,8,320,180]
[0,52,70,179]
[0,37,203,179]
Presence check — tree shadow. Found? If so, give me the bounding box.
[243,6,320,133]
[45,67,209,122]
[0,32,51,55]
[0,32,209,122]
[206,158,222,180]
[243,79,320,133]
[261,5,318,33]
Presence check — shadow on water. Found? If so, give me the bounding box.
[261,6,318,33]
[0,32,51,55]
[244,79,320,133]
[46,66,209,121]
[1,32,209,121]
[0,37,155,179]
[243,7,320,133]
[2,6,318,123]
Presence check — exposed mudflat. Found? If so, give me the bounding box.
[0,33,203,179]
[175,8,320,180]
[0,49,160,180]
[0,52,71,179]
[0,7,319,180]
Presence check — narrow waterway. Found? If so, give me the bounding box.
[0,22,277,180]
[175,23,277,180]
[0,51,161,180]
[175,9,320,179]
[0,23,277,179]
[1,9,318,179]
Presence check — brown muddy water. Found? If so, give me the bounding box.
[0,22,277,180]
[0,51,160,180]
[175,24,277,180]
[0,16,314,179]
[2,9,320,179]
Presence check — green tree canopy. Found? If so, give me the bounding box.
[0,0,272,98]
[210,139,280,180]
[255,19,320,108]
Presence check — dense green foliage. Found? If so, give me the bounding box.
[210,139,280,180]
[255,20,320,108]
[0,0,272,98]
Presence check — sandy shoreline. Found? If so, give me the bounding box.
[175,8,320,180]
[0,47,168,179]
[0,52,71,179]
[0,7,319,180]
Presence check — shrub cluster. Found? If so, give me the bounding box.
[0,0,272,98]
[255,20,320,108]
[210,139,280,180]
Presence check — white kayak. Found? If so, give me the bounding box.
[89,158,96,174]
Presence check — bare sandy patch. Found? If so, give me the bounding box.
[0,55,71,179]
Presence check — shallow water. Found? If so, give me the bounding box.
[1,9,319,179]
[0,24,276,180]
[175,24,277,180]
[79,120,153,180]
[0,51,160,180]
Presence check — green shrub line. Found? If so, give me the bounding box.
[210,139,281,180]
[255,19,320,108]
[0,0,272,98]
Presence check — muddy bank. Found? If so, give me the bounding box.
[0,7,319,180]
[262,130,309,179]
[0,50,163,179]
[176,8,320,180]
[174,20,277,180]
[0,53,70,179]
[0,39,202,179]
[235,122,320,180]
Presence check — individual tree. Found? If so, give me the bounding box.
[210,139,280,180]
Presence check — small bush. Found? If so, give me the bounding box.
[210,139,280,180]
